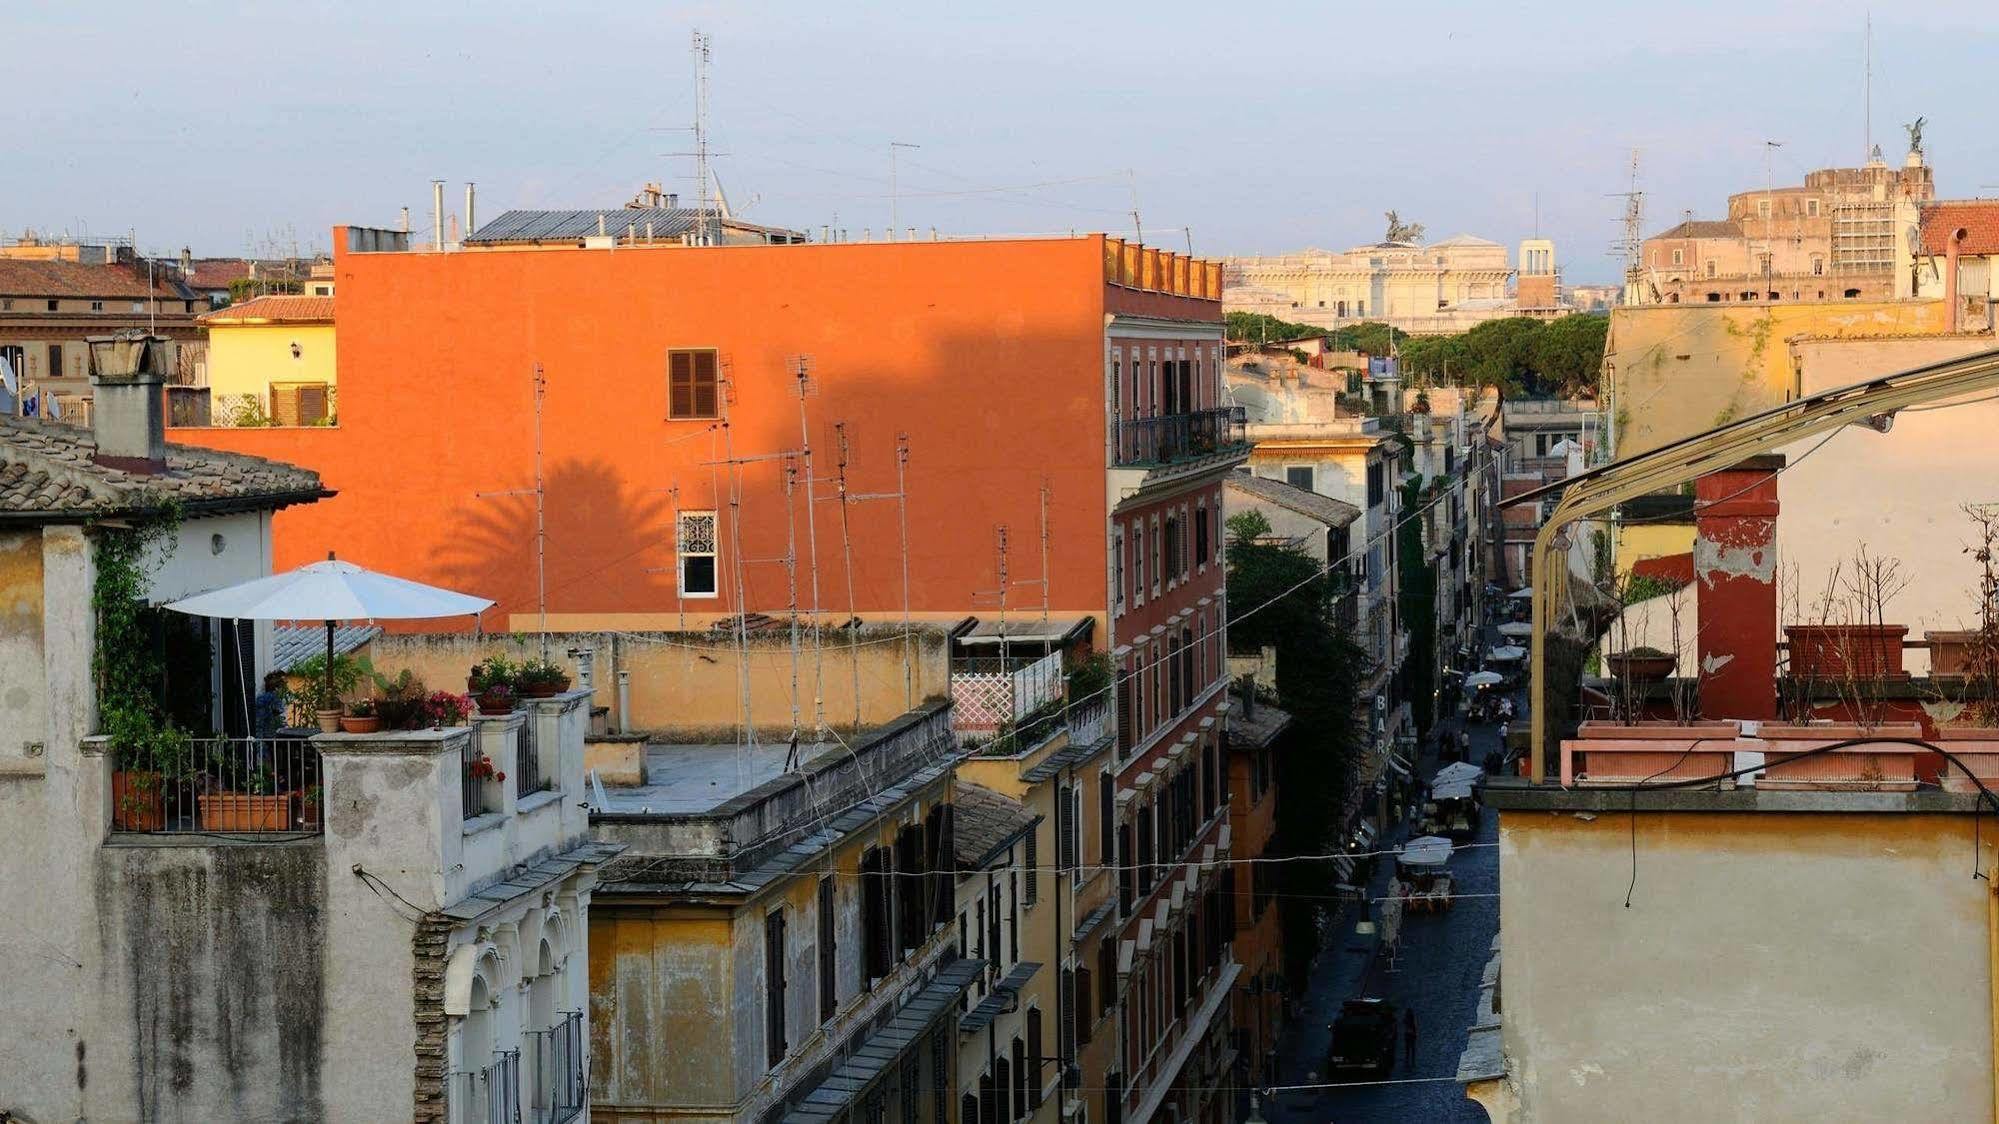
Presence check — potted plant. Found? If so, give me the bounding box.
[1562,719,1740,788]
[1605,646,1677,685]
[293,652,367,733]
[106,704,191,831]
[298,783,324,830]
[339,698,382,734]
[476,681,518,716]
[515,658,572,698]
[1755,722,1926,791]
[422,691,472,728]
[468,656,519,695]
[199,764,295,831]
[370,669,428,730]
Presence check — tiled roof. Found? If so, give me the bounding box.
[1226,472,1362,529]
[1919,200,1999,256]
[0,416,327,520]
[184,259,252,292]
[0,258,187,300]
[273,623,379,671]
[1652,219,1740,241]
[952,783,1038,869]
[198,295,335,325]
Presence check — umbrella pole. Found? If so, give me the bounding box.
[325,619,335,710]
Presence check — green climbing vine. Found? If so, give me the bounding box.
[92,502,191,772]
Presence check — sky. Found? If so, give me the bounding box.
[12,1,1998,284]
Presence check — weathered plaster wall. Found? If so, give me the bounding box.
[361,626,950,738]
[0,529,46,760]
[1498,811,1993,1122]
[90,839,328,1123]
[1606,300,1956,456]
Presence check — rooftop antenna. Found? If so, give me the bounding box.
[833,421,862,728]
[1607,149,1645,302]
[889,142,921,236]
[846,434,914,709]
[1762,140,1784,295]
[474,363,550,657]
[792,356,827,736]
[1127,169,1143,244]
[692,29,713,245]
[1864,11,1873,163]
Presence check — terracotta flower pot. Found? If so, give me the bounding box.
[198,791,295,831]
[1935,727,1999,794]
[1606,652,1677,684]
[518,676,571,699]
[477,687,518,715]
[1755,723,1924,791]
[112,770,166,831]
[1563,722,1740,788]
[315,708,342,734]
[339,715,382,734]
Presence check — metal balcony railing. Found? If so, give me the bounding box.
[449,1049,521,1124]
[111,734,323,835]
[516,714,551,800]
[525,1011,586,1124]
[1113,406,1247,468]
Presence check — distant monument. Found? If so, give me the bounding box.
[1383,211,1426,245]
[1905,116,1926,159]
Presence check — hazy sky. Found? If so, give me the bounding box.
[14,1,1997,283]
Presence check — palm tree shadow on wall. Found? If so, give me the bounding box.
[433,458,677,622]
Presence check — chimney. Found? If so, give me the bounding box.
[431,180,444,251]
[464,182,477,241]
[1694,455,1784,720]
[1945,227,1967,333]
[87,334,169,474]
[400,206,411,234]
[666,193,678,209]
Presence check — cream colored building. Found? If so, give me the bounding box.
[195,294,337,425]
[1225,235,1564,335]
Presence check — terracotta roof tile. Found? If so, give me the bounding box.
[952,783,1037,868]
[0,258,186,300]
[197,295,335,325]
[0,415,325,519]
[1919,200,1999,257]
[1651,219,1741,241]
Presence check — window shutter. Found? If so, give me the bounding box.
[1058,968,1076,1060]
[1074,967,1093,1045]
[1023,830,1038,906]
[817,877,837,1022]
[1055,788,1075,871]
[1012,1036,1027,1116]
[1025,1010,1043,1108]
[692,350,719,417]
[994,1056,1012,1124]
[299,383,329,424]
[669,351,694,417]
[933,1032,951,1121]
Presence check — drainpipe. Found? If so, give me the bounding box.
[1989,877,1999,1123]
[1946,227,1967,333]
[616,669,631,735]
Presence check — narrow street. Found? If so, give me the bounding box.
[1263,671,1513,1123]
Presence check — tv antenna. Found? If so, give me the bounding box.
[692,30,714,244]
[474,363,550,657]
[889,142,921,235]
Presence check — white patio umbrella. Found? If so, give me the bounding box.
[1496,621,1535,638]
[1433,761,1485,787]
[1399,835,1454,867]
[165,555,493,706]
[1465,671,1505,688]
[1486,644,1528,662]
[1507,586,1534,600]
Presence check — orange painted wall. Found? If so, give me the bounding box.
[178,236,1193,628]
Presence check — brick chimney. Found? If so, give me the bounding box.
[86,333,168,475]
[1945,226,1967,333]
[1694,455,1784,720]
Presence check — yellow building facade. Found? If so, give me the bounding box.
[196,294,336,425]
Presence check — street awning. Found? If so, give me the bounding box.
[1487,645,1527,662]
[1399,835,1454,867]
[1433,761,1484,787]
[784,958,986,1122]
[1496,621,1535,638]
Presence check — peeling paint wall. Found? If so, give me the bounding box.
[1497,811,1993,1122]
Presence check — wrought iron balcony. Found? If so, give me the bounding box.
[1114,406,1248,469]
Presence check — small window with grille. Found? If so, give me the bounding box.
[677,511,719,597]
[667,348,720,419]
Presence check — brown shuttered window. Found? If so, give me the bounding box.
[668,348,720,419]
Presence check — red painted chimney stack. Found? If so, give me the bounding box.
[1694,456,1784,720]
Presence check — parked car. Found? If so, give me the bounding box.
[1325,997,1400,1078]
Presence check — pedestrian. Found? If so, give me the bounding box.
[1402,1008,1418,1068]
[1458,730,1472,758]
[1498,720,1510,748]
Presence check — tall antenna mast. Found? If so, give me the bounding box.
[895,435,912,709]
[783,463,804,749]
[793,356,826,735]
[1608,149,1645,303]
[889,142,920,236]
[692,29,713,245]
[834,422,862,728]
[1864,11,1873,162]
[474,363,550,657]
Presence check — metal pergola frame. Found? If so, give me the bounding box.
[1503,343,1999,783]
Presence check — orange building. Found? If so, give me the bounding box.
[1227,690,1291,1100]
[177,228,1250,1121]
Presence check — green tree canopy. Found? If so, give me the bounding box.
[1529,312,1610,396]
